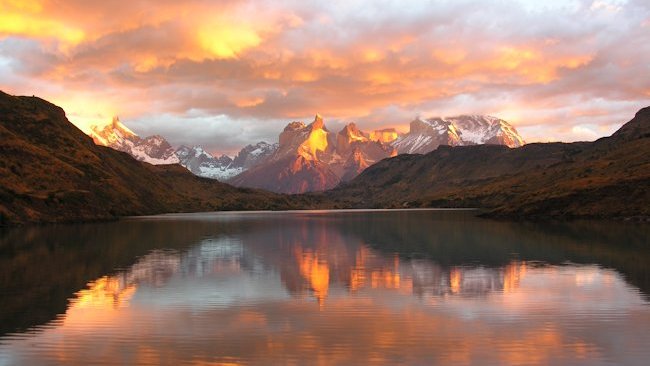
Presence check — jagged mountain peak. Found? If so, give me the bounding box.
[88,110,525,194]
[89,117,179,165]
[312,113,325,130]
[276,114,332,161]
[369,128,399,143]
[339,122,368,140]
[232,141,278,169]
[393,114,524,154]
[108,115,136,138]
[89,116,138,146]
[284,121,306,132]
[232,114,398,193]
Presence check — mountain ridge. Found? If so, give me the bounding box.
[0,90,316,226]
[326,108,650,219]
[229,115,398,193]
[89,112,525,193]
[2,90,647,225]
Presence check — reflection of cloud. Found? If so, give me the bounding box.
[1,0,649,152]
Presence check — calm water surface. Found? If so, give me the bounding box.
[1,209,649,365]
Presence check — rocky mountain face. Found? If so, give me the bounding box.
[174,145,243,180]
[89,117,180,165]
[327,107,650,219]
[2,90,647,223]
[233,141,278,169]
[172,143,277,181]
[88,114,524,191]
[0,91,317,226]
[229,115,397,194]
[391,115,524,154]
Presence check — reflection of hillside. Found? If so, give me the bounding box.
[71,231,530,308]
[0,219,256,335]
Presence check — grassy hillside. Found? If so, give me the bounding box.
[0,91,316,225]
[327,107,650,219]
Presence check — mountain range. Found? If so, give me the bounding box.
[393,115,524,154]
[1,90,647,225]
[0,91,316,225]
[327,107,650,219]
[90,112,525,193]
[89,119,277,180]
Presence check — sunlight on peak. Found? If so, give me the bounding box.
[54,95,120,134]
[302,127,329,159]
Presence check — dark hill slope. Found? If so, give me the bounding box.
[328,107,650,219]
[0,91,313,225]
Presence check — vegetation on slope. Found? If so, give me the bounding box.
[327,107,650,219]
[0,91,316,225]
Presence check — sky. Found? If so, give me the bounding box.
[0,0,649,155]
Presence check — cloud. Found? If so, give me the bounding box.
[0,0,648,154]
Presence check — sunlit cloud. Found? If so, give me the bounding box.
[0,0,648,154]
[0,0,85,48]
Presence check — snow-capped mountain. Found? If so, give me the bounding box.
[89,117,180,164]
[392,115,525,154]
[229,115,397,194]
[89,117,276,181]
[233,141,278,169]
[89,114,525,190]
[175,145,243,180]
[177,142,277,180]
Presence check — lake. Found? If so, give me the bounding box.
[1,209,649,365]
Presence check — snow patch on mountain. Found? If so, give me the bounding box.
[175,145,243,180]
[89,117,180,165]
[392,115,524,154]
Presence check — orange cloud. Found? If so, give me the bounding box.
[197,22,262,59]
[0,0,85,47]
[0,0,647,150]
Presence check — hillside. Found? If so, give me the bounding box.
[327,107,650,219]
[0,91,315,225]
[2,90,647,224]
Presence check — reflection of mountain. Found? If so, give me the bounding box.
[286,243,529,304]
[73,250,181,311]
[1,210,649,336]
[69,238,529,312]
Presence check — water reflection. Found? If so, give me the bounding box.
[0,210,649,365]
